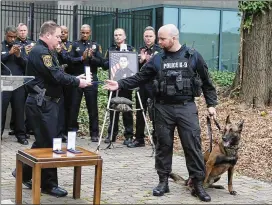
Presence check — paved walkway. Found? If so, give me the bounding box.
[1,131,272,204]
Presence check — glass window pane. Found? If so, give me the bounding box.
[179,9,220,69]
[221,11,241,72]
[164,8,178,27]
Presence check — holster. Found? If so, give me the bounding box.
[33,85,46,107]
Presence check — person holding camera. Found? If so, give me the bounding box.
[1,25,29,145]
[8,23,36,138]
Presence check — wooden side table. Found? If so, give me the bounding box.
[15,147,102,204]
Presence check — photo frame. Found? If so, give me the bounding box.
[109,51,138,81]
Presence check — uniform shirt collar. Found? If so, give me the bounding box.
[38,39,49,48]
[17,37,27,43]
[145,44,154,50]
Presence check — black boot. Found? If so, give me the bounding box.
[123,137,132,145]
[192,179,211,202]
[91,136,98,142]
[104,135,116,143]
[152,175,170,196]
[12,169,32,189]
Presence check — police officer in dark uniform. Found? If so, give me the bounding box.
[67,24,102,142]
[104,24,217,202]
[128,26,162,148]
[56,25,73,142]
[8,23,35,136]
[14,23,36,137]
[12,21,92,197]
[102,28,136,145]
[1,25,29,145]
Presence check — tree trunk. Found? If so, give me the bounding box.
[236,10,272,108]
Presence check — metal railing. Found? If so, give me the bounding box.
[1,1,152,54]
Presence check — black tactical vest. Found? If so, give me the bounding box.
[157,51,195,99]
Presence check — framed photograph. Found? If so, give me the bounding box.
[109,51,138,81]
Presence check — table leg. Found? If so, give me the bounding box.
[93,159,103,205]
[32,164,41,204]
[73,166,82,199]
[15,155,23,204]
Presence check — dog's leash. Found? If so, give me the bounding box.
[207,115,221,152]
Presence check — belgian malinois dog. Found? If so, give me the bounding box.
[170,115,244,196]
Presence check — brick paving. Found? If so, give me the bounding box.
[1,130,272,204]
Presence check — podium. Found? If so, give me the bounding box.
[1,76,34,91]
[1,75,34,140]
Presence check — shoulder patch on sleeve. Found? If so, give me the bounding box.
[42,55,53,68]
[104,50,108,58]
[68,44,72,52]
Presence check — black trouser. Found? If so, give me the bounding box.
[1,87,26,139]
[135,84,153,142]
[9,86,32,132]
[62,86,73,135]
[107,90,133,139]
[57,95,65,137]
[22,96,59,188]
[69,85,99,137]
[154,102,205,180]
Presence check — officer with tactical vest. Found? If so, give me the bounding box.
[102,28,136,145]
[103,24,217,202]
[67,24,103,142]
[128,26,162,148]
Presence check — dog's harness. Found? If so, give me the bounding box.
[206,115,221,152]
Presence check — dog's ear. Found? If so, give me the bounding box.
[237,120,244,133]
[226,115,231,124]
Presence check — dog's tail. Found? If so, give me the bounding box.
[169,173,189,186]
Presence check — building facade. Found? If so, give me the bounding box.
[1,1,240,71]
[59,0,241,71]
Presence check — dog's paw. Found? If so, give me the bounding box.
[230,191,237,195]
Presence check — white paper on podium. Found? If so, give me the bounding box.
[67,131,76,150]
[1,76,34,91]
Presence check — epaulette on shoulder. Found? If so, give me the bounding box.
[72,40,79,45]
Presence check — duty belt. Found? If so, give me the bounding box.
[28,93,60,103]
[157,98,194,105]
